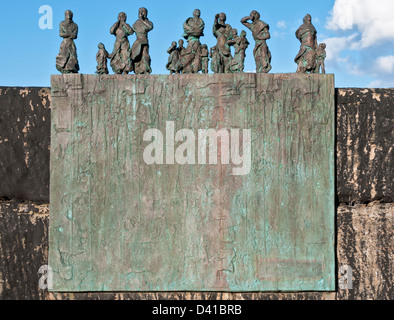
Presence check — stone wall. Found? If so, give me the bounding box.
[2,87,392,204]
[0,87,51,202]
[336,89,393,204]
[0,86,393,300]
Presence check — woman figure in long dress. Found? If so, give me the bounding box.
[131,7,154,74]
[109,12,133,74]
[212,12,233,73]
[180,9,205,74]
[229,29,249,73]
[294,14,318,73]
[95,43,110,74]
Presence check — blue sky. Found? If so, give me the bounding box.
[0,0,393,88]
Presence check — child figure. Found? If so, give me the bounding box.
[177,39,186,73]
[95,43,110,74]
[166,41,179,74]
[210,45,220,74]
[200,44,209,74]
[315,43,326,74]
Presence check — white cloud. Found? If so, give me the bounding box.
[375,55,394,74]
[276,20,287,29]
[273,31,287,39]
[326,0,394,48]
[367,79,394,88]
[322,34,358,63]
[323,0,394,87]
[321,33,364,75]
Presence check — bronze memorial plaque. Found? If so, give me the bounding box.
[49,73,335,291]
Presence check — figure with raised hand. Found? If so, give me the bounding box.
[131,7,154,74]
[241,10,271,73]
[110,12,133,74]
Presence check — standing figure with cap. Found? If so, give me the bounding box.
[56,10,79,74]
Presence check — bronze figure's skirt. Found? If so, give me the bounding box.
[56,38,79,74]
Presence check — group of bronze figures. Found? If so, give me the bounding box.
[56,9,326,75]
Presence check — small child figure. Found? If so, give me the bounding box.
[166,41,180,74]
[316,43,326,74]
[177,39,186,74]
[200,44,209,74]
[95,43,110,74]
[210,45,220,73]
[178,39,186,57]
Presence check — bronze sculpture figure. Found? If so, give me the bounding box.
[212,13,234,73]
[315,43,326,74]
[177,39,186,74]
[56,10,79,74]
[183,9,205,40]
[178,39,186,56]
[95,43,110,75]
[229,29,249,73]
[179,9,205,74]
[131,7,154,74]
[295,14,318,73]
[109,12,133,74]
[166,41,180,74]
[241,10,271,73]
[210,45,220,74]
[200,44,209,74]
[56,10,330,76]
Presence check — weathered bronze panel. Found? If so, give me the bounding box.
[49,73,335,291]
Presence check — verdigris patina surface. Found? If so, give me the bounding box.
[49,73,335,292]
